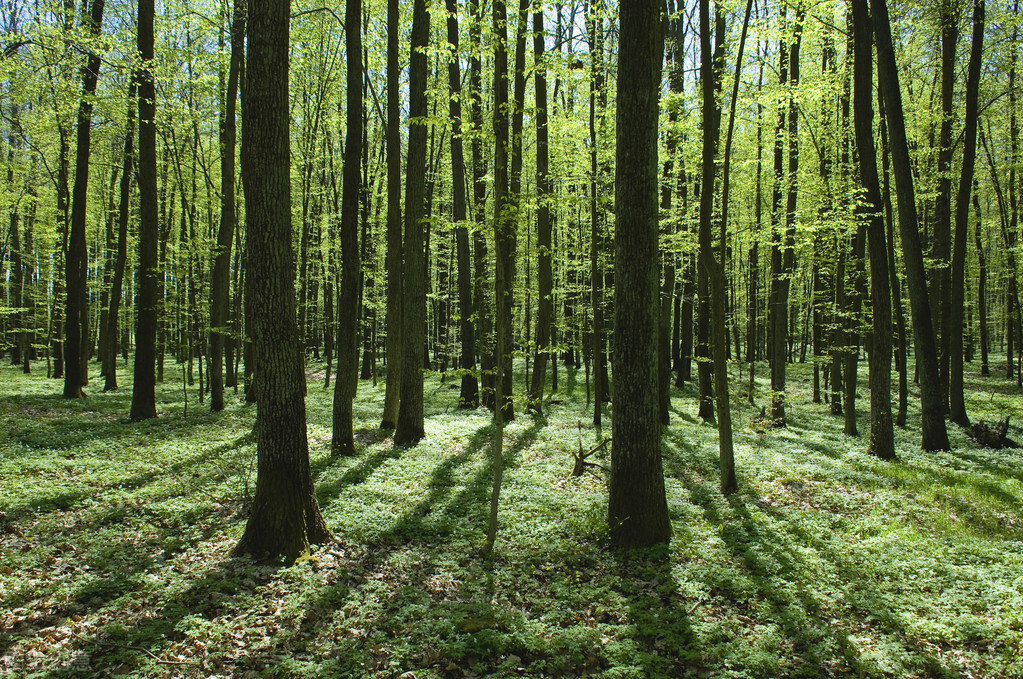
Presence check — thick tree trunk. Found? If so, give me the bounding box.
[130,0,159,421]
[394,0,430,446]
[233,0,331,563]
[609,0,670,550]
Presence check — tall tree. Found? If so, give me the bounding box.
[130,0,158,421]
[332,0,363,456]
[873,0,950,451]
[63,0,105,399]
[210,0,246,412]
[103,78,136,392]
[394,0,430,446]
[851,0,894,460]
[608,0,671,549]
[528,4,553,414]
[381,0,402,429]
[233,0,331,562]
[445,0,479,409]
[948,0,984,427]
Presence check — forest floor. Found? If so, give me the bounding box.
[1,356,1022,678]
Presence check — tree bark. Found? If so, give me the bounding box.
[130,0,159,421]
[233,0,331,563]
[394,0,430,446]
[609,0,670,550]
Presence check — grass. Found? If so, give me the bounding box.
[1,354,1022,678]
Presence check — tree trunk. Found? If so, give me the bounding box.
[528,5,552,415]
[64,0,106,399]
[873,0,950,451]
[948,0,984,428]
[394,0,430,446]
[445,0,479,409]
[609,0,671,550]
[381,0,402,429]
[233,0,331,563]
[130,0,159,421]
[104,78,137,392]
[331,0,363,456]
[851,0,894,460]
[210,0,246,412]
[974,183,989,376]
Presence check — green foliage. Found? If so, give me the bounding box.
[1,359,1023,677]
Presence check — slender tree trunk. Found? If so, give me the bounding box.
[974,183,989,376]
[64,0,106,399]
[445,0,479,409]
[932,4,959,408]
[210,0,246,412]
[331,0,363,456]
[873,0,950,451]
[948,0,984,427]
[528,5,553,414]
[609,0,671,549]
[702,0,740,494]
[381,0,402,429]
[104,78,136,392]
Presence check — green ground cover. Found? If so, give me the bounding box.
[1,358,1021,678]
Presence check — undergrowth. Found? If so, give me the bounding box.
[1,355,1021,678]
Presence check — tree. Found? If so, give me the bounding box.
[232,0,331,562]
[873,0,950,452]
[393,0,430,446]
[948,0,984,428]
[210,0,246,412]
[851,0,894,460]
[130,0,158,422]
[63,0,105,399]
[331,0,362,456]
[102,78,136,392]
[381,0,402,429]
[608,0,671,550]
[445,0,479,410]
[527,4,552,414]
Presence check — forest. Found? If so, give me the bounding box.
[2,0,1023,676]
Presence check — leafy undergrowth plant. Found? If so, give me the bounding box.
[1,358,1021,678]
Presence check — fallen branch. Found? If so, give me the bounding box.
[70,631,199,666]
[970,416,1020,450]
[572,421,611,477]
